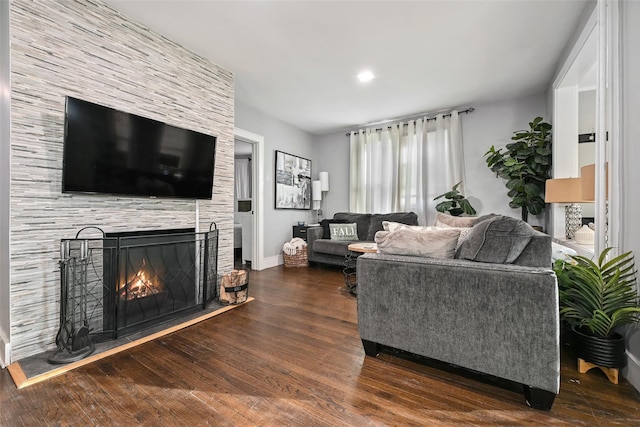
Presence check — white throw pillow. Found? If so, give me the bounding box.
[382,221,432,232]
[551,242,578,263]
[434,212,478,228]
[375,227,461,259]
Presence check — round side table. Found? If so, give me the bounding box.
[343,243,377,295]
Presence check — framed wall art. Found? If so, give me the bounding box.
[275,150,311,210]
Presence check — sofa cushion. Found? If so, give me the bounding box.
[456,215,535,264]
[333,212,372,241]
[320,218,347,239]
[329,223,358,241]
[375,227,461,259]
[313,239,356,257]
[434,212,479,228]
[367,212,418,240]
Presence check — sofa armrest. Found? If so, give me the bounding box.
[306,226,323,260]
[357,253,559,395]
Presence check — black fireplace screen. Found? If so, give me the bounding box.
[56,226,219,345]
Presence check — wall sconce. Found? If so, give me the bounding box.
[312,180,322,222]
[319,171,329,192]
[545,177,590,240]
[318,171,329,220]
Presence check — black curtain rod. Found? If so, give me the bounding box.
[345,107,475,136]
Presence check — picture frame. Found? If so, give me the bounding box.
[275,150,311,210]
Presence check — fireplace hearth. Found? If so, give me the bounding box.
[49,225,219,364]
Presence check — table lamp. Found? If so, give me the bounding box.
[580,163,608,201]
[545,177,589,239]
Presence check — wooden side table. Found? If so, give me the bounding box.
[343,243,377,295]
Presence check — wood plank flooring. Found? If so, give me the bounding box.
[2,264,640,426]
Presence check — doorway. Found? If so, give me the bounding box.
[234,128,265,271]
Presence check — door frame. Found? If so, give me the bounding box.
[551,0,620,255]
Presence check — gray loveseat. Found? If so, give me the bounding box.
[356,216,559,410]
[307,211,418,266]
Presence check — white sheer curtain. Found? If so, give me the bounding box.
[349,111,465,226]
[235,158,252,200]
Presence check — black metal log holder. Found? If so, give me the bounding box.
[48,224,219,365]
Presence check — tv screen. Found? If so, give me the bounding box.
[62,97,216,199]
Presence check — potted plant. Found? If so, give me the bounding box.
[484,117,552,222]
[433,181,476,217]
[553,247,640,370]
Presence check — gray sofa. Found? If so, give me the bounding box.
[307,211,418,266]
[356,217,559,410]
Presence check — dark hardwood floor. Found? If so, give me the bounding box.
[2,264,640,426]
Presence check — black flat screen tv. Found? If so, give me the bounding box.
[62,97,216,199]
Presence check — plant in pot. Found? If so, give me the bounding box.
[554,247,640,379]
[484,117,552,223]
[433,181,476,217]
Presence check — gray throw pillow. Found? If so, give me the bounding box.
[330,223,358,241]
[456,215,535,264]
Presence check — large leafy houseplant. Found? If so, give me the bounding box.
[554,247,640,339]
[433,181,476,217]
[484,117,552,222]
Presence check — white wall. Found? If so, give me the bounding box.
[461,93,547,228]
[311,93,548,227]
[0,0,11,368]
[234,101,316,264]
[312,131,351,219]
[620,0,640,393]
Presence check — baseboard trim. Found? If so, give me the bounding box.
[0,332,10,368]
[260,254,282,270]
[623,350,640,393]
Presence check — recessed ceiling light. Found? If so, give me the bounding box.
[357,70,375,83]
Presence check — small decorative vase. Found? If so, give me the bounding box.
[574,224,595,245]
[572,326,627,368]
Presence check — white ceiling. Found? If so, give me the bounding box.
[104,0,590,135]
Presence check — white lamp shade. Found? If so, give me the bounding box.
[319,171,329,192]
[312,180,322,201]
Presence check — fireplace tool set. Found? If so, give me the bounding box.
[48,237,95,364]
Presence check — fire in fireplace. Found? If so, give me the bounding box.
[120,259,164,300]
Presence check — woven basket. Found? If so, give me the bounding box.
[283,246,308,267]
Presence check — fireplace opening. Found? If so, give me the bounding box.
[103,228,211,338]
[49,225,219,364]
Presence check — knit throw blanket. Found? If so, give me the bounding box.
[283,237,307,255]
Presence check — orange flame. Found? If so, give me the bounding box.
[119,260,163,300]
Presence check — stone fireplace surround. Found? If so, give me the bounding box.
[6,0,234,363]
